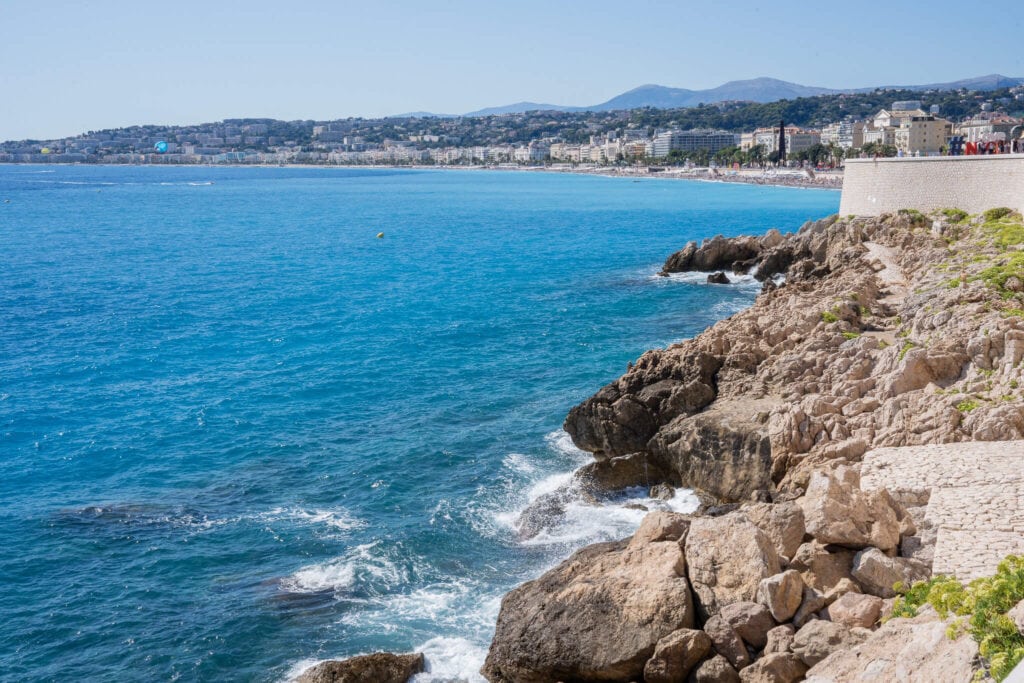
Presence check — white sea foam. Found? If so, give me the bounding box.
[280,541,401,594]
[410,636,489,683]
[260,507,364,531]
[283,658,323,682]
[543,429,590,463]
[655,270,761,287]
[518,485,700,547]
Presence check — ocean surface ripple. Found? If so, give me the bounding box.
[0,165,838,681]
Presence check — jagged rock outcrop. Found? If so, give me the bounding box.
[296,652,424,683]
[661,234,764,275]
[564,211,1024,506]
[485,210,1024,682]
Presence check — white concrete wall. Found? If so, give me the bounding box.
[840,155,1024,216]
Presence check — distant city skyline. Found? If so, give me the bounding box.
[2,0,1023,141]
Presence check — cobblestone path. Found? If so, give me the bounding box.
[861,441,1024,580]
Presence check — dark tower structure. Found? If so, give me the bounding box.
[778,120,787,165]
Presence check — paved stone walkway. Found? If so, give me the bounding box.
[861,441,1024,580]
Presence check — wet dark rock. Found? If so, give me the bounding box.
[295,652,423,683]
[708,271,731,284]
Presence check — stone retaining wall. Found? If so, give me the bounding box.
[840,155,1024,216]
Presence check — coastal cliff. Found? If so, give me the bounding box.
[483,208,1024,682]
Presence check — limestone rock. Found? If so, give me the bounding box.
[756,570,804,623]
[1009,599,1024,636]
[650,403,775,503]
[662,235,762,274]
[573,451,672,494]
[850,547,930,599]
[563,351,720,458]
[685,513,782,620]
[790,620,865,667]
[738,653,808,683]
[482,538,694,683]
[764,624,796,654]
[825,591,883,629]
[642,628,712,683]
[703,614,752,671]
[690,654,741,683]
[742,502,806,560]
[792,586,827,628]
[295,652,424,683]
[799,468,900,552]
[720,601,776,649]
[803,612,978,682]
[789,541,856,593]
[822,578,861,603]
[630,510,691,548]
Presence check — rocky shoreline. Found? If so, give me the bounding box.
[481,208,1024,682]
[306,208,1024,682]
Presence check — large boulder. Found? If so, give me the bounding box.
[739,653,808,683]
[799,468,900,552]
[757,570,804,622]
[804,611,978,682]
[850,547,930,599]
[642,628,712,683]
[482,535,694,683]
[788,541,856,593]
[790,620,866,667]
[649,404,774,503]
[825,591,883,629]
[296,653,424,683]
[742,502,806,560]
[685,513,782,620]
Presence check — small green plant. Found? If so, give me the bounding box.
[859,305,870,316]
[985,207,1014,222]
[821,310,839,323]
[980,368,995,378]
[890,556,1024,681]
[1010,380,1019,389]
[942,208,969,223]
[957,399,981,412]
[841,331,861,340]
[898,341,916,361]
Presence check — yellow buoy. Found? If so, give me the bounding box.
[376,232,384,239]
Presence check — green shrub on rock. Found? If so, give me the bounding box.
[889,555,1024,681]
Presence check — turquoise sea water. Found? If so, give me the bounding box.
[0,166,838,681]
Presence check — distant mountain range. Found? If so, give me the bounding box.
[394,74,1024,118]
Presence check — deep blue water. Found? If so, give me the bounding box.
[0,165,838,682]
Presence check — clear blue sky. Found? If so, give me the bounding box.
[3,0,1022,141]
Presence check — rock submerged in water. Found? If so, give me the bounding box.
[295,652,423,683]
[708,271,731,284]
